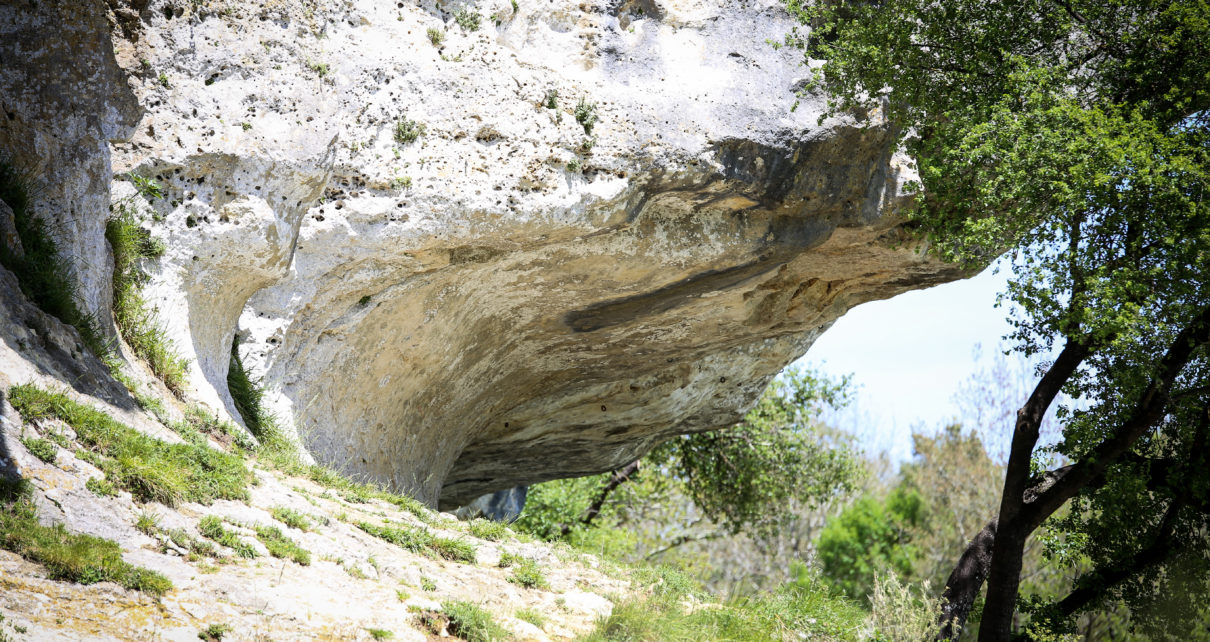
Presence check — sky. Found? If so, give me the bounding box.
[794,258,1017,463]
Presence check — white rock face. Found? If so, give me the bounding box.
[3,0,966,508]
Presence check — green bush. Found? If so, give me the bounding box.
[574,97,597,134]
[8,384,251,507]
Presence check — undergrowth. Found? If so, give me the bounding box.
[253,524,311,565]
[0,162,109,359]
[107,203,188,395]
[198,516,257,558]
[423,600,509,642]
[582,564,868,642]
[357,521,476,563]
[7,384,251,506]
[0,479,172,596]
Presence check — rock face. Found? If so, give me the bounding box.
[1,0,966,509]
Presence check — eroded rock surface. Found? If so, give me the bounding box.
[1,0,967,509]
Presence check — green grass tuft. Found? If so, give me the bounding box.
[393,116,427,145]
[8,384,251,506]
[107,204,188,394]
[507,557,548,589]
[0,161,110,359]
[430,536,476,564]
[270,506,314,531]
[253,524,311,565]
[19,436,56,463]
[358,521,433,555]
[442,600,509,642]
[0,493,171,596]
[515,607,545,629]
[85,476,118,497]
[467,518,508,541]
[198,516,258,559]
[366,628,393,640]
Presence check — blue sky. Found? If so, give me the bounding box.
[795,259,1016,462]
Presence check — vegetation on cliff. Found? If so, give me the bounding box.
[796,0,1210,637]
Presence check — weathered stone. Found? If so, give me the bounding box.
[0,200,21,259]
[0,0,969,511]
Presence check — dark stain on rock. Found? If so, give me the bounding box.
[565,254,787,332]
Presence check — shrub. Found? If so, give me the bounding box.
[543,89,558,109]
[427,27,444,46]
[366,629,393,640]
[393,116,427,145]
[197,623,231,641]
[454,8,481,31]
[8,385,251,506]
[574,97,597,134]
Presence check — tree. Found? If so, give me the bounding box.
[792,1,1210,639]
[515,367,861,574]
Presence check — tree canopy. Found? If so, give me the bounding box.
[792,0,1210,639]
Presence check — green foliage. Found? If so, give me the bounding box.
[467,518,508,541]
[107,204,189,394]
[198,516,257,559]
[19,437,56,464]
[649,368,859,538]
[0,162,109,359]
[453,8,481,31]
[356,521,474,562]
[426,27,444,46]
[565,159,581,173]
[8,385,251,506]
[798,0,1210,635]
[253,524,311,565]
[197,623,232,641]
[393,115,427,145]
[85,476,118,497]
[307,60,329,77]
[366,629,393,640]
[0,495,172,596]
[584,563,867,641]
[507,557,548,589]
[270,506,314,531]
[816,488,925,605]
[441,600,509,642]
[127,173,164,200]
[515,607,545,628]
[574,97,597,134]
[543,89,558,110]
[513,474,603,541]
[420,576,437,591]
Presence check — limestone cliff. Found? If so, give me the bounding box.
[0,0,965,511]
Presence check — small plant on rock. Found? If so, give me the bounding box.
[574,97,597,134]
[454,8,481,31]
[427,27,445,46]
[394,116,427,145]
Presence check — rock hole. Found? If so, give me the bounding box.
[600,405,607,412]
